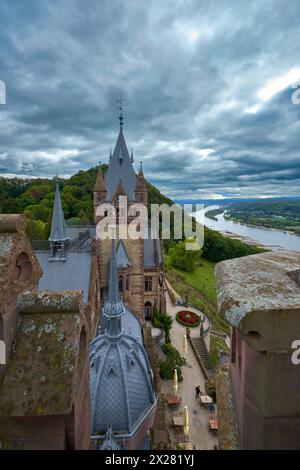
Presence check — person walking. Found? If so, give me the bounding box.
[195,385,201,399]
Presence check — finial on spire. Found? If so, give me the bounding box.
[117,95,124,129]
[131,148,134,163]
[139,160,143,173]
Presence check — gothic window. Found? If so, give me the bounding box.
[144,301,152,320]
[145,276,152,292]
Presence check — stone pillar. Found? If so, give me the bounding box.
[215,251,300,450]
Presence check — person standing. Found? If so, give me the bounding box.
[195,385,201,398]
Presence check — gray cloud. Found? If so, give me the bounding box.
[0,0,300,198]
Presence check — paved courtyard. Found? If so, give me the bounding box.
[160,289,218,450]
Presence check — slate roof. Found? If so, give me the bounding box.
[99,304,143,341]
[90,332,156,436]
[36,251,92,303]
[105,128,137,201]
[90,237,156,437]
[116,240,131,268]
[65,225,96,240]
[49,183,68,241]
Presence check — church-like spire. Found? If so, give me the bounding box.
[103,235,125,338]
[49,180,69,261]
[49,180,67,242]
[94,162,106,193]
[104,100,137,201]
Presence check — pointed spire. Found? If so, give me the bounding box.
[103,233,125,338]
[94,161,106,193]
[107,237,120,304]
[49,180,67,242]
[139,160,143,174]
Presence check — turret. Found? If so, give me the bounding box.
[94,162,107,223]
[135,161,148,205]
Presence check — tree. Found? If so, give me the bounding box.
[169,240,202,272]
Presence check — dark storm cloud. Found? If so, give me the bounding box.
[0,0,300,198]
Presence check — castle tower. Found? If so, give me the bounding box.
[94,104,165,319]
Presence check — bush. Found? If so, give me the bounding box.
[169,240,202,273]
[152,307,173,343]
[159,343,185,381]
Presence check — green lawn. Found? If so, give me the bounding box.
[168,258,217,305]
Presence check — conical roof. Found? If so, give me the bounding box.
[105,128,137,201]
[49,182,68,242]
[94,165,106,192]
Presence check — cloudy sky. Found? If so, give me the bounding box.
[0,0,300,199]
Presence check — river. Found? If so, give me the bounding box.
[193,205,300,252]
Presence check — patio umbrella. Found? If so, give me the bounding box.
[184,406,189,436]
[173,368,178,395]
[183,334,188,355]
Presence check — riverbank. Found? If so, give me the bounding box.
[195,205,300,252]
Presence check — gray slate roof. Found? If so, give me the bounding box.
[116,240,131,268]
[36,251,92,303]
[49,183,68,241]
[90,331,156,436]
[90,237,156,437]
[65,225,96,240]
[105,129,137,200]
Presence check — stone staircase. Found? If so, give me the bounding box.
[190,336,213,376]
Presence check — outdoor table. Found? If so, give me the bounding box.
[167,394,182,407]
[178,442,193,450]
[200,395,213,405]
[173,416,184,428]
[209,418,218,432]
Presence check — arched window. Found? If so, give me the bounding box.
[144,301,152,320]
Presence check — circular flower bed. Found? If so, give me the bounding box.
[176,310,201,327]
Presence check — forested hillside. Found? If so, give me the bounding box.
[0,166,264,262]
[0,164,173,240]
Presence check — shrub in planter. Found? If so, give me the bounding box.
[159,343,185,381]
